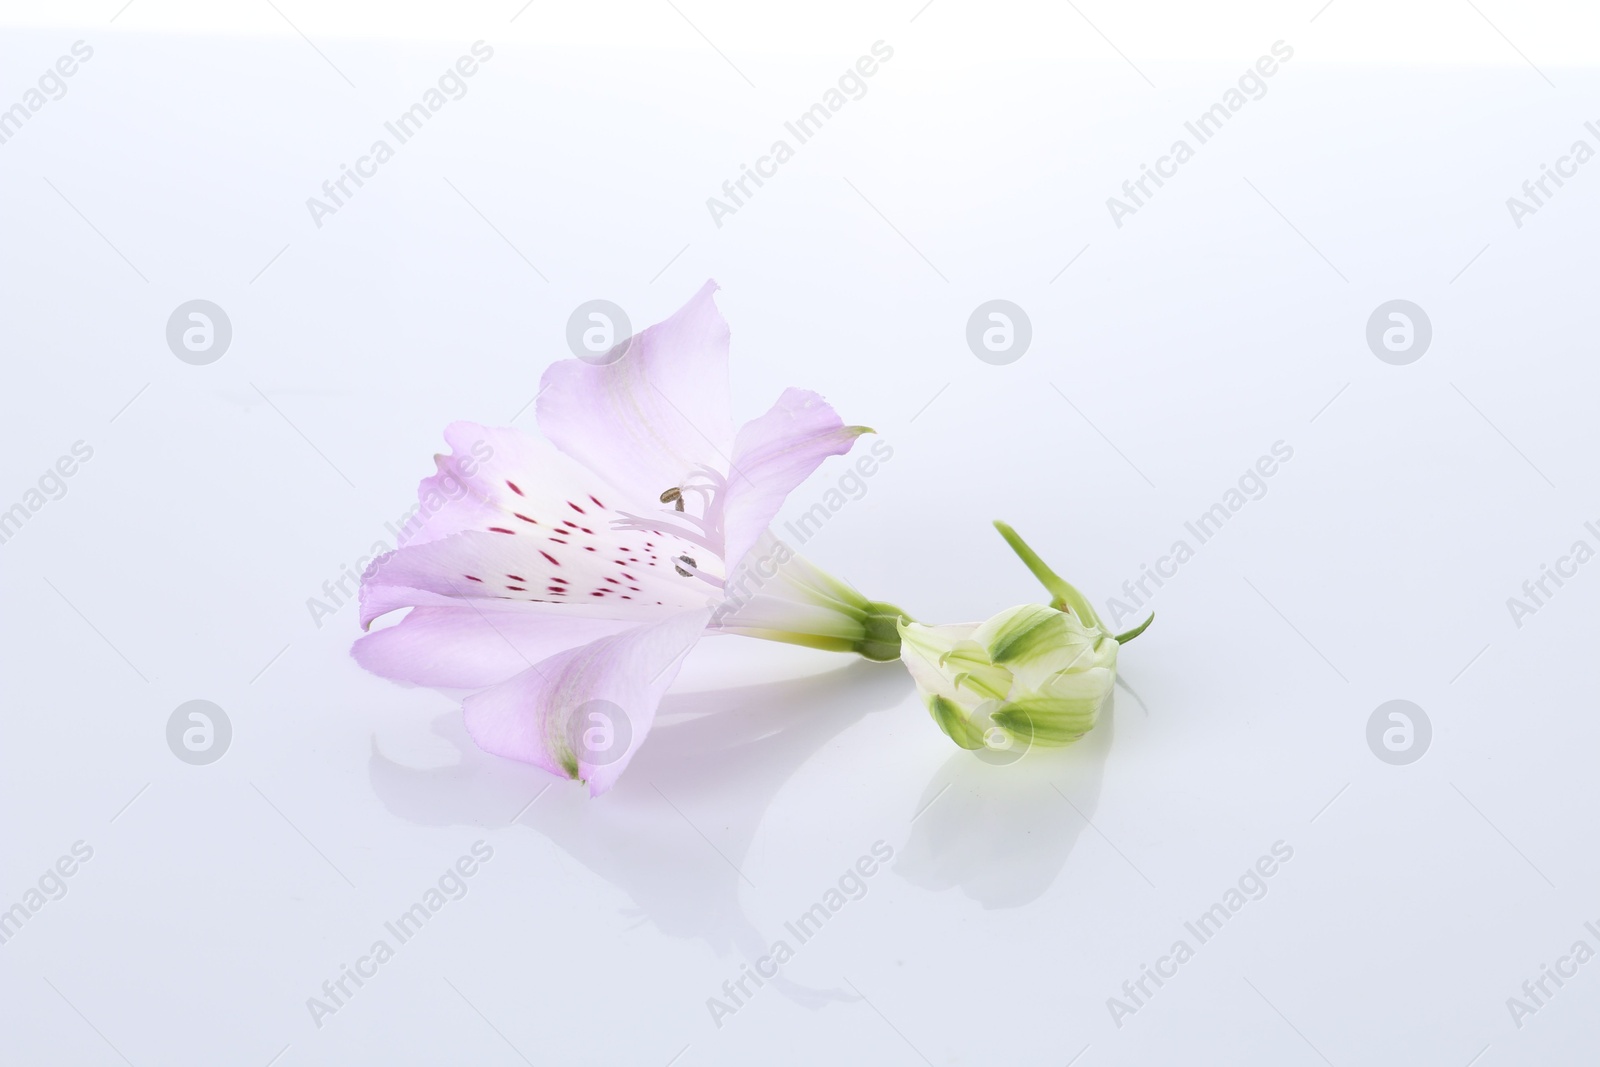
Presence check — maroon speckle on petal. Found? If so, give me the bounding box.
[539,550,560,566]
[604,577,620,585]
[506,574,526,582]
[514,512,538,525]
[507,481,525,496]
[590,495,605,508]
[568,501,586,514]
[488,526,516,535]
[551,576,569,585]
[506,585,527,592]
[590,591,605,597]
[465,575,483,582]
[584,546,597,552]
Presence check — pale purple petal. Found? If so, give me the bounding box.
[360,527,714,630]
[358,578,526,631]
[398,421,636,548]
[352,607,633,690]
[535,280,734,507]
[461,608,713,796]
[720,388,869,567]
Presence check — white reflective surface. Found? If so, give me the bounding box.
[1,8,1596,1065]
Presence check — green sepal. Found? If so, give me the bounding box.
[928,694,987,749]
[992,698,1097,746]
[852,601,911,662]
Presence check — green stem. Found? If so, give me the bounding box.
[992,521,1103,629]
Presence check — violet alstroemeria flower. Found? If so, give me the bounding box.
[354,281,901,795]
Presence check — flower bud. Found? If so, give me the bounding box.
[899,603,1117,753]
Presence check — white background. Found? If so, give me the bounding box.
[2,1,1598,1064]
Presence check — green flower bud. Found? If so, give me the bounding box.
[900,521,1153,759]
[899,604,1117,755]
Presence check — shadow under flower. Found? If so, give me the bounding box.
[894,693,1118,909]
[367,657,911,1012]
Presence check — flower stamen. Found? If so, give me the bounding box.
[671,553,724,589]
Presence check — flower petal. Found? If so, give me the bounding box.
[395,422,653,548]
[929,694,988,750]
[536,280,735,508]
[710,529,874,646]
[899,619,983,712]
[352,607,633,690]
[974,604,1098,669]
[720,388,870,568]
[357,579,608,632]
[993,667,1114,745]
[360,521,716,630]
[461,608,713,796]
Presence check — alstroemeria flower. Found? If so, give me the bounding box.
[353,281,897,794]
[899,522,1151,758]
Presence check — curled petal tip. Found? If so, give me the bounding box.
[1112,612,1155,644]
